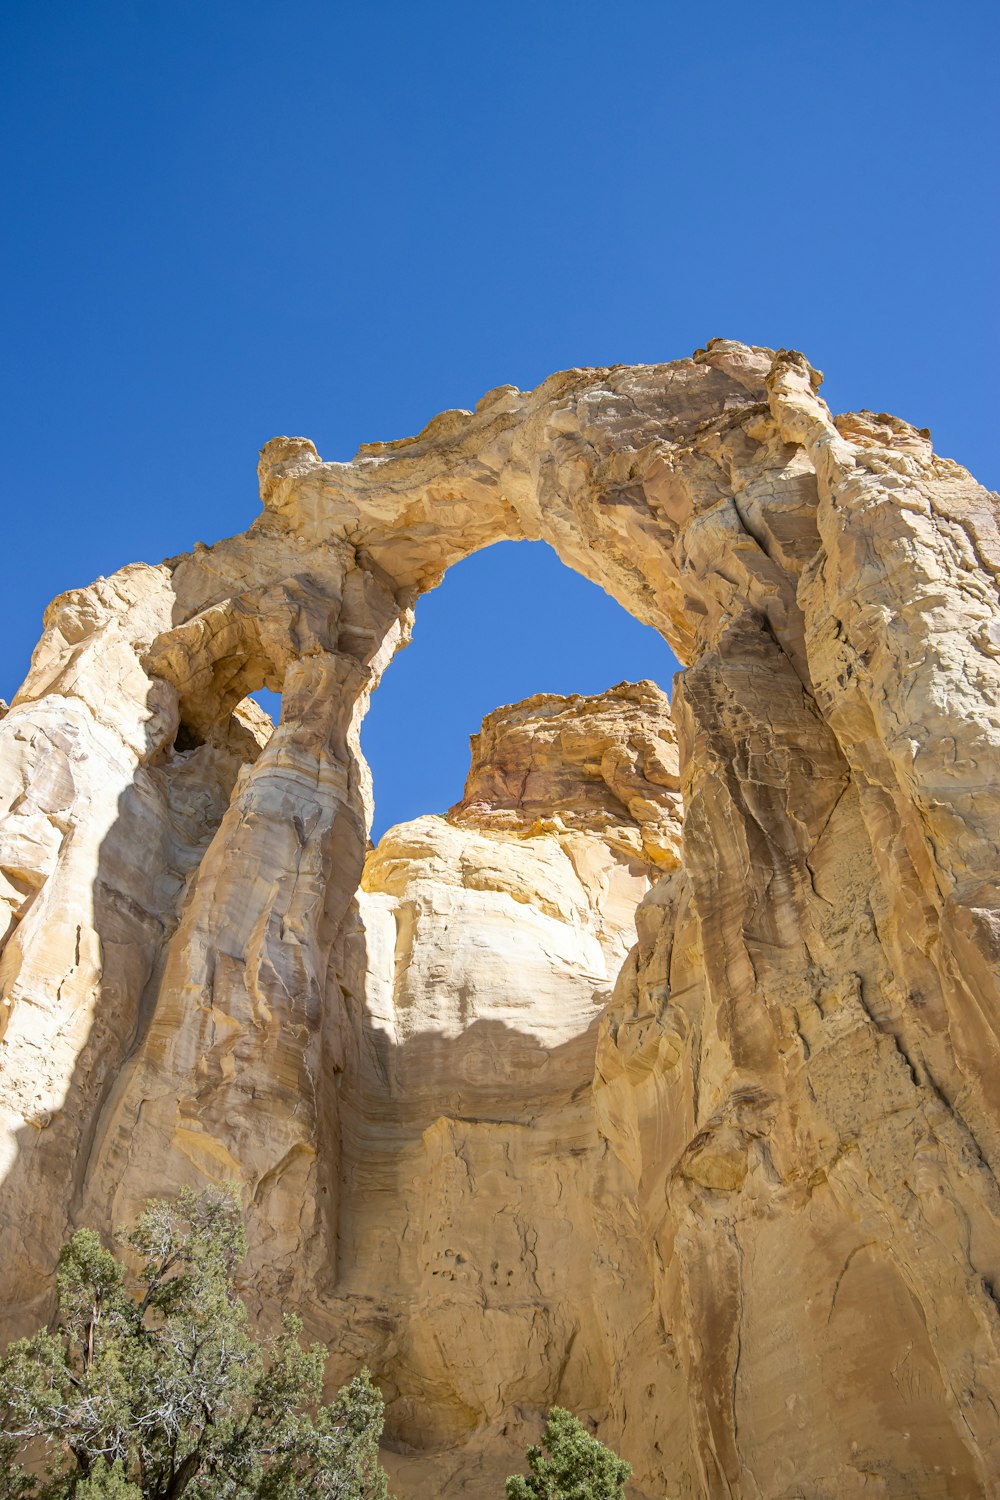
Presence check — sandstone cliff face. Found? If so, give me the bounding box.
[333,684,680,1496]
[1,341,1000,1497]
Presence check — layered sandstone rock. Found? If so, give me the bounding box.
[1,341,1000,1497]
[451,681,681,869]
[331,683,679,1496]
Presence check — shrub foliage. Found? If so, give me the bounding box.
[505,1406,631,1500]
[0,1188,390,1499]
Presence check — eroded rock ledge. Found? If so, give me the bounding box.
[1,341,999,1498]
[450,680,681,867]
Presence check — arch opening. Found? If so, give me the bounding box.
[248,686,282,722]
[336,540,686,1460]
[361,539,682,842]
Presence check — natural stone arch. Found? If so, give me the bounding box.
[1,339,1000,1495]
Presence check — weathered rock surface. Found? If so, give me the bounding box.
[451,681,681,871]
[1,340,1000,1497]
[336,683,679,1496]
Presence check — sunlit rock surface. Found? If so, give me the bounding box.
[338,683,679,1496]
[2,341,1000,1496]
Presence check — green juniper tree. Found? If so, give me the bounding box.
[505,1406,631,1500]
[0,1188,391,1500]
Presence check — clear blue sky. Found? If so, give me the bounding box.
[3,1,997,839]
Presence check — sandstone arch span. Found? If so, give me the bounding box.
[1,340,1000,1496]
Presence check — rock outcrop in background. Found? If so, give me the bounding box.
[1,341,999,1496]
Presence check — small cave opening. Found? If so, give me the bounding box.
[172,720,206,753]
[361,540,681,845]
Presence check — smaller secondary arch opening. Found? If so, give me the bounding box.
[245,686,282,729]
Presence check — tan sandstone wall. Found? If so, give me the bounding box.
[1,340,999,1496]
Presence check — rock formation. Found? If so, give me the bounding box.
[1,340,1000,1497]
[339,683,680,1495]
